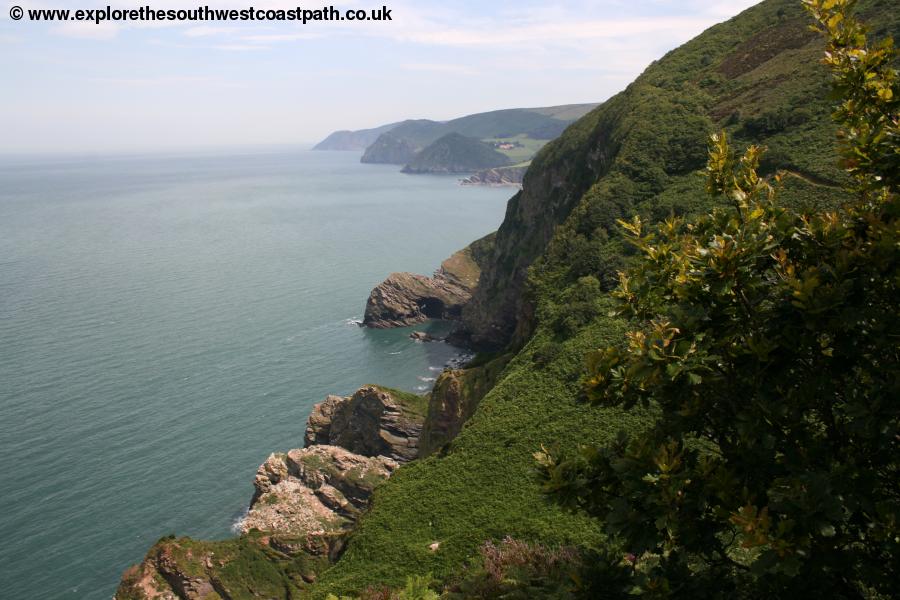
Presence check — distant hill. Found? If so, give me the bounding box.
[400,133,512,174]
[360,133,420,165]
[314,103,599,165]
[312,122,401,151]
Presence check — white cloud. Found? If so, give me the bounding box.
[183,25,238,37]
[239,32,322,42]
[401,63,477,75]
[51,21,119,40]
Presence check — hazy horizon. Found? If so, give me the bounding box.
[1,0,759,153]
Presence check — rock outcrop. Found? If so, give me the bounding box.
[460,165,528,187]
[116,385,425,600]
[303,385,427,463]
[419,353,511,457]
[243,446,398,536]
[363,233,494,329]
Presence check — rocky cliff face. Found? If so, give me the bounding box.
[303,385,426,462]
[460,165,528,187]
[419,354,511,456]
[363,233,494,329]
[243,446,398,535]
[457,103,617,350]
[115,385,427,599]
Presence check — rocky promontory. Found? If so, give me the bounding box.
[363,232,494,329]
[115,385,427,599]
[303,385,426,462]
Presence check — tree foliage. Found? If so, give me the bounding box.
[538,1,900,597]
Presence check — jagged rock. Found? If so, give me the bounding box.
[419,354,512,457]
[115,532,333,600]
[363,234,493,329]
[242,446,398,536]
[362,272,469,328]
[460,165,528,187]
[304,385,426,463]
[409,331,440,342]
[304,394,345,447]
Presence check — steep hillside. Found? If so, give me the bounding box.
[358,104,598,165]
[458,0,897,349]
[401,133,511,174]
[312,122,401,151]
[360,132,420,165]
[115,1,899,598]
[309,0,898,594]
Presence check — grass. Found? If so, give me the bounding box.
[308,1,899,595]
[309,303,652,597]
[482,135,548,163]
[371,384,430,419]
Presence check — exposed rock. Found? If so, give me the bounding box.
[419,353,511,457]
[363,271,469,328]
[243,446,398,536]
[363,233,494,329]
[409,331,441,342]
[460,165,528,187]
[303,385,427,463]
[115,532,333,600]
[304,394,346,447]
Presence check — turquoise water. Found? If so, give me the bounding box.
[0,149,512,599]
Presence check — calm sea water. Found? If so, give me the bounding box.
[0,148,512,599]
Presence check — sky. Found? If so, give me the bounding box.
[0,0,760,153]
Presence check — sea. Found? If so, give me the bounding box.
[0,147,512,599]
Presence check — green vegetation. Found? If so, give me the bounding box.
[116,533,330,600]
[483,135,548,163]
[372,384,430,418]
[310,0,899,596]
[538,1,899,596]
[357,104,597,165]
[402,134,512,174]
[117,1,899,598]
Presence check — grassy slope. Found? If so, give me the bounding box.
[403,134,512,173]
[309,0,898,596]
[312,306,649,596]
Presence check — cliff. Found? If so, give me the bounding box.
[362,232,493,328]
[115,385,426,599]
[117,1,900,597]
[460,165,528,187]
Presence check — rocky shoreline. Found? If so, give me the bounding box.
[363,232,494,329]
[459,165,527,188]
[116,238,502,599]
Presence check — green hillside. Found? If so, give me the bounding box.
[310,0,899,595]
[312,122,402,151]
[401,133,512,174]
[352,104,598,165]
[115,1,899,598]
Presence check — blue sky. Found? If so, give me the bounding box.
[0,0,759,153]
